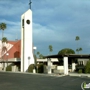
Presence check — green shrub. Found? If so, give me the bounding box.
[6,64,12,71]
[28,64,35,72]
[75,64,85,73]
[28,63,44,73]
[37,63,44,73]
[85,60,90,73]
[78,69,82,73]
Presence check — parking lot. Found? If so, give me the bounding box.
[0,72,90,90]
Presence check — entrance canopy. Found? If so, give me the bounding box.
[44,54,90,75]
[44,54,90,59]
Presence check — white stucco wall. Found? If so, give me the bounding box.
[78,59,89,65]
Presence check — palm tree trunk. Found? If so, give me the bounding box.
[77,41,79,54]
[2,30,4,70]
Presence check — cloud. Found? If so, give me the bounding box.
[33,0,90,24]
[0,19,20,40]
[0,0,28,16]
[0,0,90,55]
[0,19,20,26]
[33,23,74,43]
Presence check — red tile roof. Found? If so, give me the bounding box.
[1,40,21,60]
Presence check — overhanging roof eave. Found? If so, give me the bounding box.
[44,54,90,58]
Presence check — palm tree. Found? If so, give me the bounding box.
[1,37,8,56]
[75,36,80,41]
[2,37,8,43]
[39,54,43,59]
[75,36,80,54]
[0,23,7,70]
[79,47,82,53]
[49,45,53,55]
[0,23,7,39]
[37,51,40,55]
[76,49,79,54]
[37,51,40,58]
[2,37,8,52]
[1,37,8,70]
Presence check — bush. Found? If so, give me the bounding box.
[6,64,12,71]
[85,60,90,73]
[28,64,35,72]
[28,63,44,73]
[78,69,82,73]
[75,64,85,73]
[37,63,44,73]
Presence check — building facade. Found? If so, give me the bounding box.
[0,40,21,61]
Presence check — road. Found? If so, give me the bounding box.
[0,72,89,90]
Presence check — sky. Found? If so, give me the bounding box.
[0,0,90,56]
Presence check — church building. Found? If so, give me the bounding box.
[0,40,21,61]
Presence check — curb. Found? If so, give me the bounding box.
[69,73,90,78]
[0,71,65,77]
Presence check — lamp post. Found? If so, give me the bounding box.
[33,47,37,64]
[33,47,37,72]
[6,53,9,67]
[33,47,37,54]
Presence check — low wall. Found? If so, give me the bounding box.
[53,70,64,74]
[44,65,65,74]
[57,66,64,70]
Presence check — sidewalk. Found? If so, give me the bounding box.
[69,72,90,77]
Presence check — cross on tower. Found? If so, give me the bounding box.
[29,0,32,9]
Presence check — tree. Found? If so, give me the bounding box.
[0,23,7,70]
[85,60,90,73]
[36,51,44,59]
[2,37,8,52]
[79,47,82,53]
[39,54,43,59]
[49,45,53,55]
[75,36,80,54]
[76,49,79,53]
[1,37,8,70]
[76,48,83,54]
[37,51,40,55]
[58,48,75,55]
[0,23,7,39]
[75,36,80,41]
[58,48,75,65]
[37,51,40,58]
[75,36,83,54]
[2,37,8,43]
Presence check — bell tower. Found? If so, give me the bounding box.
[21,1,34,72]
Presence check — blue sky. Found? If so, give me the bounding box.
[0,0,90,55]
